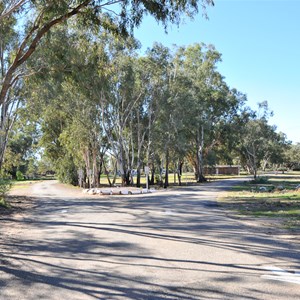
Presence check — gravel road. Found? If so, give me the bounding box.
[0,179,299,299]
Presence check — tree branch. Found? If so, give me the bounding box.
[0,0,27,21]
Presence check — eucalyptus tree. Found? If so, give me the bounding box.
[23,26,114,186]
[131,58,150,187]
[174,43,242,182]
[1,0,214,108]
[1,124,37,178]
[237,102,288,178]
[260,131,287,171]
[210,89,248,166]
[0,0,214,172]
[0,2,20,169]
[134,44,170,186]
[2,117,38,178]
[154,44,194,187]
[129,55,161,187]
[284,143,300,170]
[100,37,144,186]
[102,41,177,187]
[0,0,26,21]
[164,72,192,186]
[131,43,188,188]
[56,31,114,187]
[144,43,175,187]
[137,43,243,186]
[24,25,147,187]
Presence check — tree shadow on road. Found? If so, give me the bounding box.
[0,185,299,299]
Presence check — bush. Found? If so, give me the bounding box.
[0,179,12,208]
[55,156,77,185]
[0,179,11,196]
[16,170,24,181]
[155,174,161,184]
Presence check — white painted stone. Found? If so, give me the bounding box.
[101,190,111,195]
[259,186,267,192]
[88,189,96,195]
[111,190,122,195]
[130,190,142,195]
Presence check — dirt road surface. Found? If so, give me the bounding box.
[0,179,299,299]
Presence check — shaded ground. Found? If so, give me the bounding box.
[0,179,299,299]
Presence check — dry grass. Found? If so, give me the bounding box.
[220,172,300,231]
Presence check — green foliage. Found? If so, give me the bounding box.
[0,179,12,198]
[55,155,78,186]
[283,143,300,170]
[235,102,288,178]
[0,0,214,183]
[0,197,10,209]
[2,3,287,188]
[21,28,260,187]
[1,118,39,179]
[0,179,12,208]
[16,170,24,181]
[37,157,55,175]
[26,158,37,178]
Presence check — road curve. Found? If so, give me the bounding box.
[0,179,299,299]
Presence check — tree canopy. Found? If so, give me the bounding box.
[1,0,295,186]
[0,0,214,170]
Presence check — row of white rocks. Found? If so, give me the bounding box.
[83,188,156,195]
[255,184,300,193]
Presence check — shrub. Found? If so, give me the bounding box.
[155,174,161,184]
[0,179,12,197]
[16,170,25,181]
[0,179,12,208]
[55,156,77,185]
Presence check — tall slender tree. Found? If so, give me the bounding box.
[0,0,214,171]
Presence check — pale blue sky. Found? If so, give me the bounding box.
[134,0,299,144]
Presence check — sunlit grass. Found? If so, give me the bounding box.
[11,180,37,190]
[220,171,300,229]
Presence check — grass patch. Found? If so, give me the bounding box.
[10,180,37,190]
[220,172,300,230]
